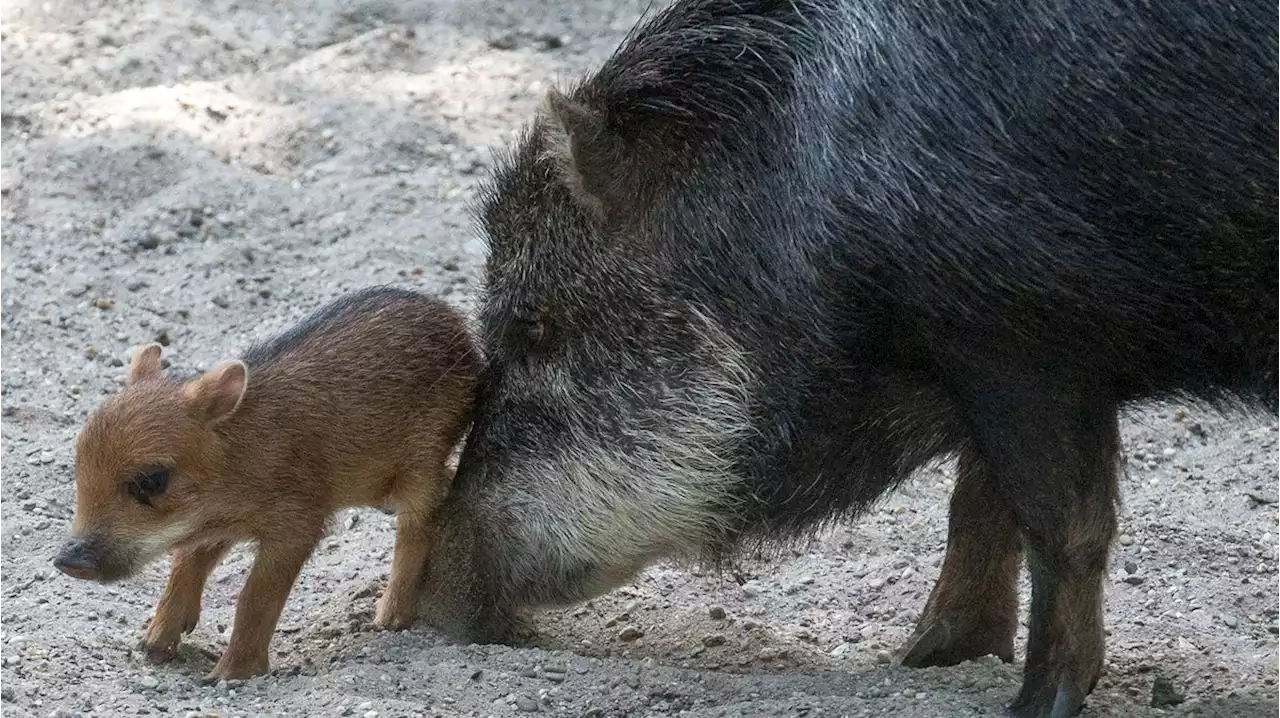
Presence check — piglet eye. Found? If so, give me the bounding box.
[128,469,171,506]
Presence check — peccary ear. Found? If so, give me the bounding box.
[127,343,166,386]
[184,360,248,425]
[541,88,627,220]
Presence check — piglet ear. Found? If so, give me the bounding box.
[126,343,166,386]
[184,360,248,425]
[541,88,627,221]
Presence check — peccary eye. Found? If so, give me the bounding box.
[523,317,545,343]
[127,469,171,506]
[513,312,546,346]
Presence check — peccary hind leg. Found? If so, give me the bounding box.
[971,392,1120,718]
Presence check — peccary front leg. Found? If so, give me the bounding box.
[141,541,232,664]
[420,496,518,646]
[966,390,1120,718]
[899,448,1021,668]
[204,535,317,682]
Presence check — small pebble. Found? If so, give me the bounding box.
[1124,575,1145,586]
[617,626,643,642]
[1151,674,1185,707]
[514,696,539,712]
[1118,535,1135,546]
[140,675,159,689]
[708,606,726,620]
[702,634,726,647]
[1222,614,1239,629]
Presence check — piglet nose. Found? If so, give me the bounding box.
[53,539,100,581]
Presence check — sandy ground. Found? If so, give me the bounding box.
[2,1,1277,716]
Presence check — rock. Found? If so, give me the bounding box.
[829,642,853,656]
[514,696,540,712]
[617,626,643,642]
[875,650,893,664]
[1124,575,1146,586]
[702,634,726,647]
[1118,534,1135,546]
[1246,490,1278,506]
[488,33,519,50]
[1222,614,1239,629]
[1124,561,1138,574]
[140,675,159,689]
[1151,674,1185,707]
[708,605,727,620]
[1,166,22,194]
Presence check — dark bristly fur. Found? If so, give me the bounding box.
[56,287,477,682]
[427,2,1277,717]
[240,286,436,368]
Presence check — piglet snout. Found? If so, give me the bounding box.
[53,539,101,580]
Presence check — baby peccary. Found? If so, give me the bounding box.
[53,287,477,681]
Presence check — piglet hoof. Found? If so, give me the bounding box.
[202,654,269,683]
[139,640,178,665]
[1006,670,1091,718]
[139,627,183,665]
[373,596,416,631]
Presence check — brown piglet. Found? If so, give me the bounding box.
[53,287,477,681]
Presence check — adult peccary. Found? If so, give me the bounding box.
[422,1,1278,716]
